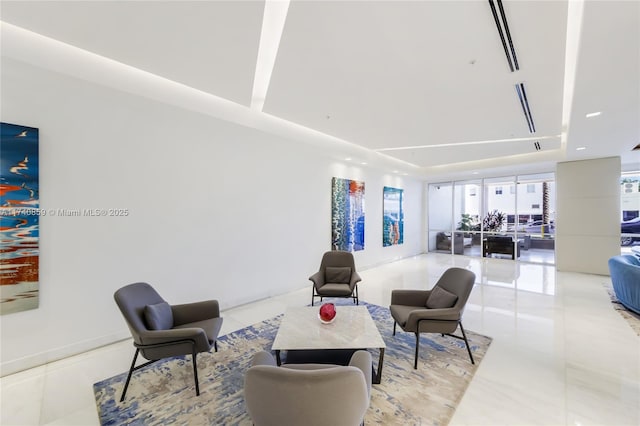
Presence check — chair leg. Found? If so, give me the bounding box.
[393,321,397,336]
[459,322,475,365]
[354,285,359,305]
[414,333,420,369]
[193,351,200,396]
[120,348,140,402]
[214,340,218,352]
[311,286,315,306]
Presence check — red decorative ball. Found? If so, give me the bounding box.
[318,303,337,323]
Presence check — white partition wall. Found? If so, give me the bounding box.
[0,35,424,375]
[555,157,621,274]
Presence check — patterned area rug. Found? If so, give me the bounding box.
[606,284,640,336]
[94,301,492,425]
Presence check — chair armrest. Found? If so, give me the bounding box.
[349,350,372,397]
[350,271,362,289]
[309,271,325,288]
[405,308,460,330]
[251,351,277,367]
[391,289,430,306]
[172,300,220,325]
[138,327,209,347]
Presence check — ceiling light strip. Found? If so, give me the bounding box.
[515,82,536,133]
[488,0,519,72]
[560,0,586,150]
[375,135,560,152]
[251,0,291,111]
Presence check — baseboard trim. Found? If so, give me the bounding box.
[1,330,131,377]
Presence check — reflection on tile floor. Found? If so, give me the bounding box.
[2,253,639,425]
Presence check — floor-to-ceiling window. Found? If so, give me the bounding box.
[516,173,556,264]
[428,173,556,265]
[428,183,454,254]
[621,171,640,253]
[483,176,516,258]
[453,180,482,256]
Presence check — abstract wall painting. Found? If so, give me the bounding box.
[331,177,365,252]
[383,186,403,247]
[1,122,40,315]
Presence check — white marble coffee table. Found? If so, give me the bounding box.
[272,305,386,383]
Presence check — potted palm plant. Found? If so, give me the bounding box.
[482,210,506,233]
[457,213,477,233]
[457,214,481,245]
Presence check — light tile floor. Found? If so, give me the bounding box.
[1,253,639,425]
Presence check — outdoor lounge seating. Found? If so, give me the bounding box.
[436,232,464,254]
[483,235,520,259]
[608,255,640,314]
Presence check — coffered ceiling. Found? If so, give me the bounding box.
[1,0,638,178]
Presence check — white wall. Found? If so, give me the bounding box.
[555,157,621,274]
[0,56,423,375]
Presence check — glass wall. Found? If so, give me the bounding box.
[428,173,556,264]
[453,180,482,256]
[516,173,555,264]
[483,177,515,234]
[621,171,640,253]
[428,183,453,254]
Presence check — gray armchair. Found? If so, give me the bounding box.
[114,282,223,401]
[244,350,371,426]
[309,250,362,306]
[389,267,476,369]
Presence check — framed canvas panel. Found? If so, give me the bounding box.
[383,186,403,247]
[1,122,40,315]
[331,177,365,252]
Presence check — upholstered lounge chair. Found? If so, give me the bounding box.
[114,282,223,401]
[309,250,362,306]
[389,267,476,369]
[244,350,371,426]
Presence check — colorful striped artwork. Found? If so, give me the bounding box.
[383,186,404,246]
[1,122,39,315]
[331,177,365,252]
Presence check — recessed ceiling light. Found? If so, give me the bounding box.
[585,111,601,118]
[576,146,586,151]
[345,157,352,161]
[472,172,479,175]
[361,162,367,165]
[393,170,399,173]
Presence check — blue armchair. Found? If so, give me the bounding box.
[608,255,640,315]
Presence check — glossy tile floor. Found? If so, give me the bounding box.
[2,253,639,425]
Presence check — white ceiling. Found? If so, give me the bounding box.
[1,0,638,178]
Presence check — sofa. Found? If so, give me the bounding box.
[608,255,640,315]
